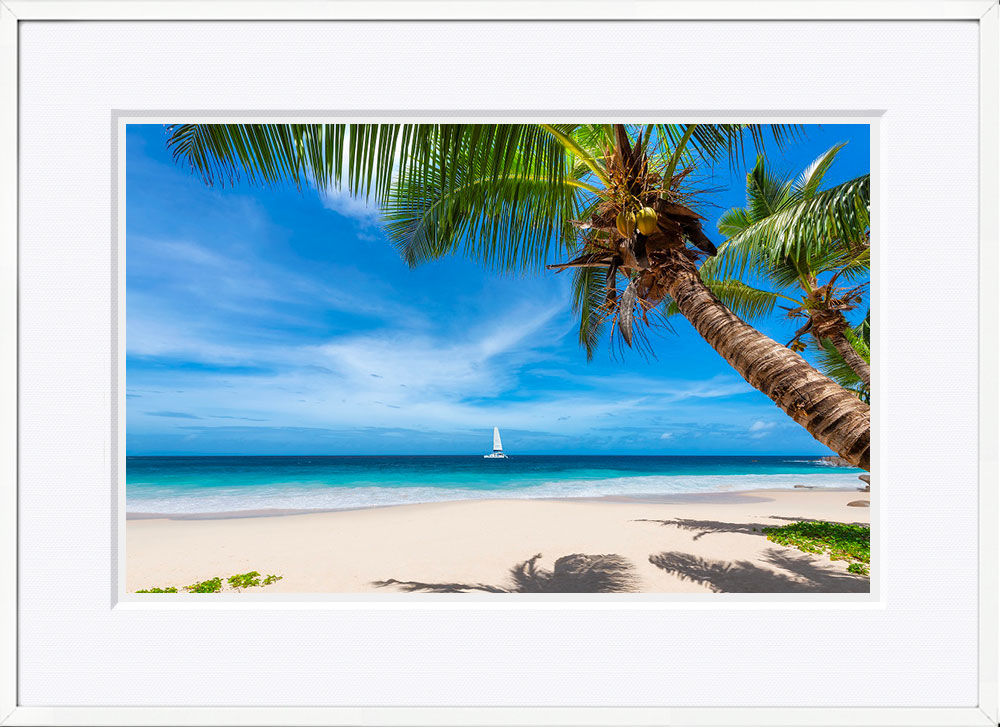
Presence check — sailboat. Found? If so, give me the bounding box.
[483,427,509,459]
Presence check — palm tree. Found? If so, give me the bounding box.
[165,123,871,469]
[698,143,871,387]
[815,313,870,403]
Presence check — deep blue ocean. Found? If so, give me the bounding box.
[125,455,864,515]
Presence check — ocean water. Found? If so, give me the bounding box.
[125,455,865,515]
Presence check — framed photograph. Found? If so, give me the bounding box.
[2,1,997,725]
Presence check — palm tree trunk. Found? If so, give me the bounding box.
[828,331,871,388]
[661,250,870,470]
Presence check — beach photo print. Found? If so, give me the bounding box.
[124,122,872,596]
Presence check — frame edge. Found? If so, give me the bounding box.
[3,2,999,725]
[979,2,1000,724]
[1,0,998,21]
[0,0,17,724]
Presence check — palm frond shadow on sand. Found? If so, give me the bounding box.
[635,516,868,541]
[634,517,768,541]
[373,553,639,593]
[649,548,868,593]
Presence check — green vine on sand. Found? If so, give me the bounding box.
[136,571,283,594]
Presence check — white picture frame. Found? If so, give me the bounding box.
[1,1,997,725]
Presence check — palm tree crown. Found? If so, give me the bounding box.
[696,143,871,387]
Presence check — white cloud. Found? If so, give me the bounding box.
[319,187,383,226]
[748,420,777,438]
[660,432,674,440]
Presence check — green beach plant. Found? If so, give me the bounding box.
[184,576,223,593]
[135,571,284,594]
[166,123,870,469]
[762,520,870,574]
[227,571,284,590]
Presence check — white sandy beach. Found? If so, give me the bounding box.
[126,488,870,594]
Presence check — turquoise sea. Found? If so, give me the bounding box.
[125,455,865,515]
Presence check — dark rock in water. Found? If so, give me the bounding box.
[858,474,871,483]
[794,485,816,489]
[847,500,870,507]
[819,455,854,468]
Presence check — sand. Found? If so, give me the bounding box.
[125,489,871,594]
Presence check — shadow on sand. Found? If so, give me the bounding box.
[649,548,869,593]
[373,553,639,593]
[634,517,768,541]
[635,516,868,541]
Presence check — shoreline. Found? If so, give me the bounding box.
[127,489,871,594]
[124,486,863,521]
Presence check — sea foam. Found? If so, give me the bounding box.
[126,471,862,515]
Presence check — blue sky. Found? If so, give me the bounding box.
[126,123,870,456]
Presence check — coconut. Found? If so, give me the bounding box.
[636,207,657,235]
[616,211,636,237]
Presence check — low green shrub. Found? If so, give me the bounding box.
[847,562,870,576]
[762,520,870,575]
[135,571,283,594]
[184,577,223,593]
[227,571,262,589]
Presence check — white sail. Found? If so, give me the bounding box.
[484,426,508,458]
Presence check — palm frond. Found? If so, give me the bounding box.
[746,156,792,220]
[792,142,847,199]
[724,174,870,264]
[166,124,572,209]
[656,124,804,169]
[169,123,578,272]
[814,312,870,402]
[710,279,784,321]
[571,266,610,360]
[382,169,583,273]
[664,278,783,322]
[698,234,772,283]
[802,244,871,282]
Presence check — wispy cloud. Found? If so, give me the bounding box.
[748,420,778,438]
[319,187,383,227]
[127,235,424,365]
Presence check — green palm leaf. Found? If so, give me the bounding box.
[792,142,846,199]
[726,174,870,264]
[664,278,785,322]
[815,314,870,401]
[571,266,610,360]
[167,124,571,207]
[657,124,803,169]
